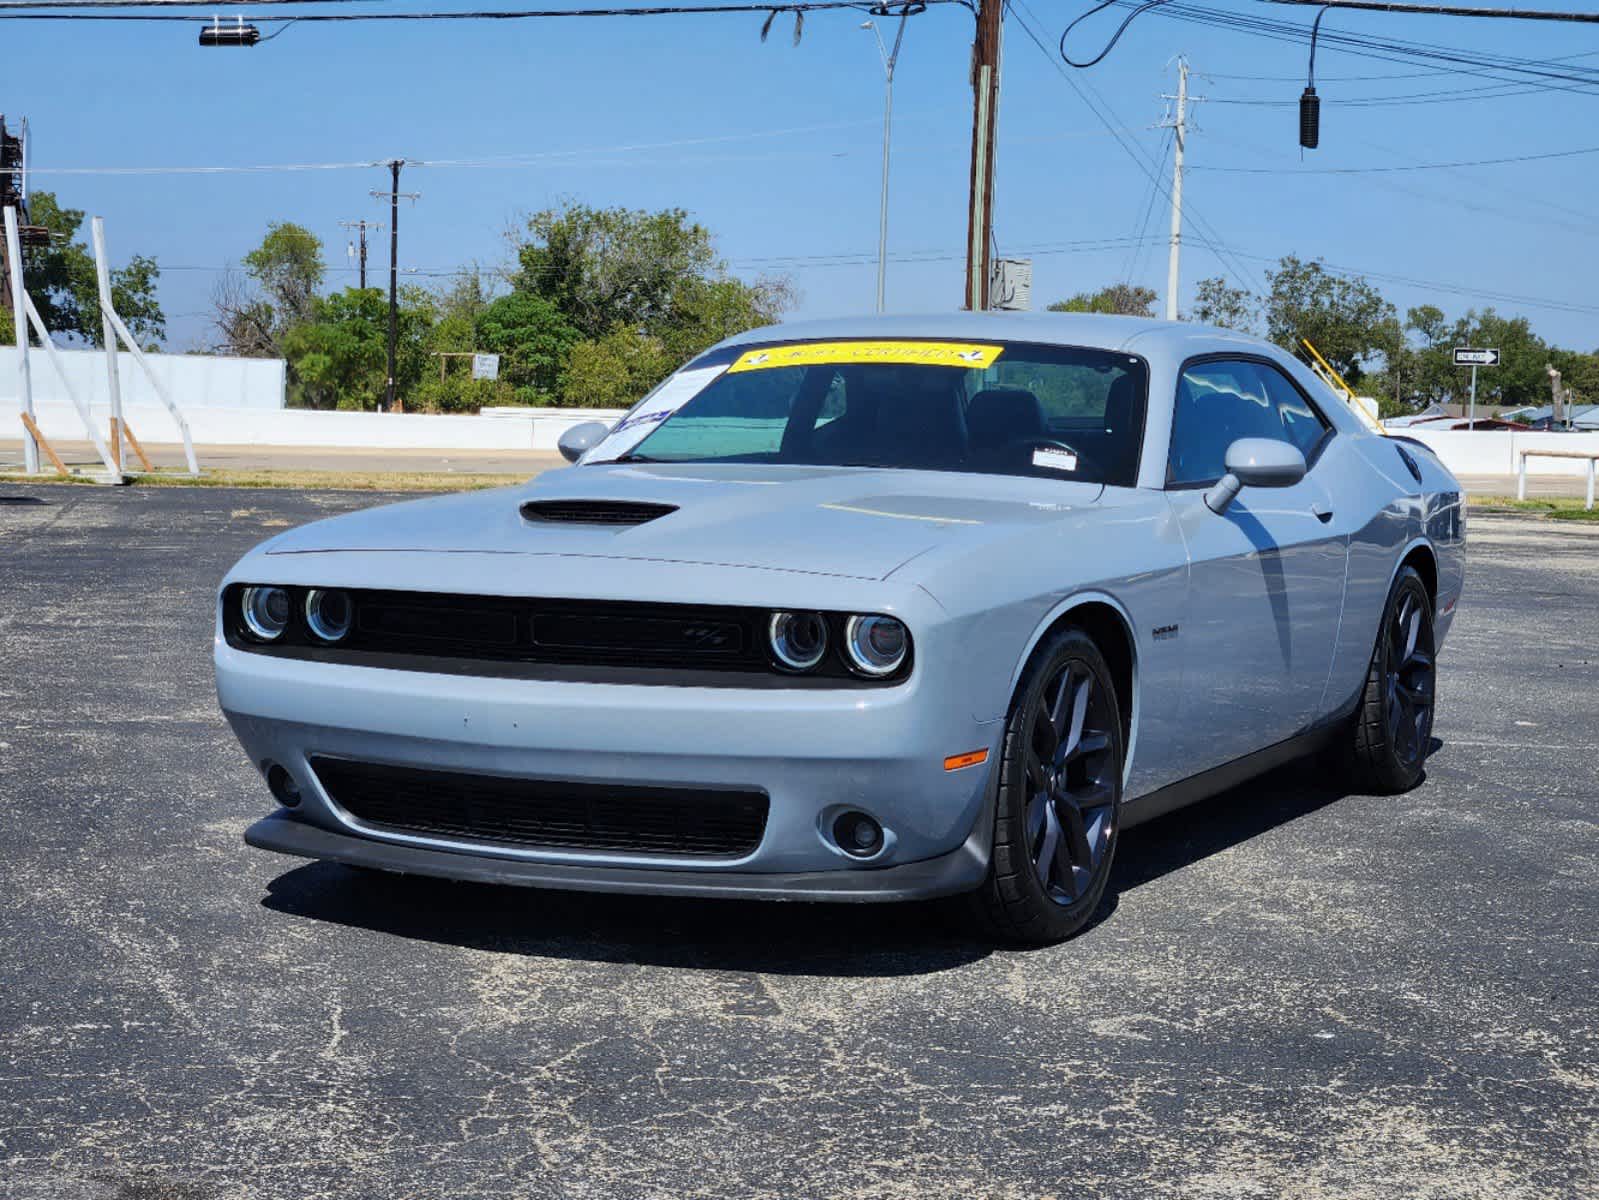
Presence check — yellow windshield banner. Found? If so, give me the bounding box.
[727,340,1005,373]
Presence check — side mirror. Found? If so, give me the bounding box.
[557,420,611,464]
[1204,438,1307,514]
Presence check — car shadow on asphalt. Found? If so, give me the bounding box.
[259,745,1440,974]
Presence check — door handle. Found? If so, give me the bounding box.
[1312,504,1334,524]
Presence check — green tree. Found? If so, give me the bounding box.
[514,203,720,339]
[243,222,324,328]
[473,292,580,402]
[1549,348,1599,406]
[1263,255,1396,385]
[281,286,433,410]
[14,191,164,346]
[1188,277,1257,331]
[1047,283,1157,317]
[509,202,792,405]
[216,222,325,358]
[562,325,674,408]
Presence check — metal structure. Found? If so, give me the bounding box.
[1159,60,1204,321]
[90,216,199,475]
[861,13,908,313]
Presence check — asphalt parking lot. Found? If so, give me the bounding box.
[1,484,1595,1200]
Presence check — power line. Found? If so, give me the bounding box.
[1262,0,1599,24]
[1007,0,1265,294]
[1112,0,1599,93]
[1205,48,1599,81]
[0,117,896,176]
[0,0,967,22]
[1191,144,1599,172]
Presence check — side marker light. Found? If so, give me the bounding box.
[943,749,989,772]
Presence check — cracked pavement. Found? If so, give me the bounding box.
[1,485,1594,1199]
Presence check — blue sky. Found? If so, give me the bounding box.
[5,0,1596,352]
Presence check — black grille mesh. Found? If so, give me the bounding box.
[313,757,768,858]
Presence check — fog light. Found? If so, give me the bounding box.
[265,763,302,808]
[305,588,353,643]
[833,811,883,857]
[241,586,291,641]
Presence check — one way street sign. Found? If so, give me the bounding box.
[1454,347,1500,367]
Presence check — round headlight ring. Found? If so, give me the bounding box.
[844,614,908,677]
[241,585,292,642]
[768,610,828,672]
[304,588,353,643]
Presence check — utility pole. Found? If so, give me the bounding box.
[964,0,1002,311]
[370,161,417,413]
[1161,58,1195,322]
[338,218,381,289]
[862,13,909,314]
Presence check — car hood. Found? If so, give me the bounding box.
[263,463,1105,581]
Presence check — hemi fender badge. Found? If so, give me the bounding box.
[1153,624,1179,641]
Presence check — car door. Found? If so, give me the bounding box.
[1164,357,1349,772]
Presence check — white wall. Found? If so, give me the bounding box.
[1400,429,1599,477]
[0,346,287,412]
[3,397,627,452]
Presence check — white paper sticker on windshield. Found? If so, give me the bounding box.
[1032,447,1078,473]
[586,363,729,462]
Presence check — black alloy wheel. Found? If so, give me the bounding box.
[1346,565,1436,793]
[974,628,1124,944]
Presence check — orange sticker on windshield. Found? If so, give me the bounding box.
[727,341,1004,373]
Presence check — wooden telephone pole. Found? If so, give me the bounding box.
[964,0,1002,311]
[370,161,418,412]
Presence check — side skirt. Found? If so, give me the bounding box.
[1121,724,1341,829]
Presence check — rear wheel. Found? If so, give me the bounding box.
[972,628,1124,945]
[1344,565,1436,794]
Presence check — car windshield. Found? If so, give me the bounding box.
[604,338,1149,486]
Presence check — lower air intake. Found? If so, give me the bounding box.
[311,757,768,859]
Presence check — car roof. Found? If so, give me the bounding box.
[719,311,1277,358]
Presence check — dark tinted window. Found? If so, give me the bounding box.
[627,341,1149,485]
[1168,359,1330,486]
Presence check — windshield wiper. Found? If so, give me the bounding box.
[613,452,660,463]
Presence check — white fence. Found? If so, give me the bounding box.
[0,346,286,413]
[4,397,627,452]
[1396,429,1599,477]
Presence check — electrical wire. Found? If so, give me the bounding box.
[0,0,968,21]
[1009,0,1265,294]
[1120,0,1599,92]
[1190,144,1599,172]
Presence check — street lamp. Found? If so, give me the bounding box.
[861,13,908,314]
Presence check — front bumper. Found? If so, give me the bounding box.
[246,808,990,902]
[219,637,1003,897]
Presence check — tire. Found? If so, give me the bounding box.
[1344,565,1436,794]
[971,627,1125,945]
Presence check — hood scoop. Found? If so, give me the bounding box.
[519,499,679,527]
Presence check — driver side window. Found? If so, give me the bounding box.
[1167,359,1328,486]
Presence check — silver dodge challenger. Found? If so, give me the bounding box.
[218,313,1464,943]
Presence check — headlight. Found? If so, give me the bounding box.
[768,610,828,671]
[844,614,908,677]
[240,586,292,641]
[304,588,353,643]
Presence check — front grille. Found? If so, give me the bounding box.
[312,757,768,858]
[520,499,678,526]
[339,592,766,668]
[222,586,910,686]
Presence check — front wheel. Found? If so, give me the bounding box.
[972,628,1124,945]
[1343,565,1436,794]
